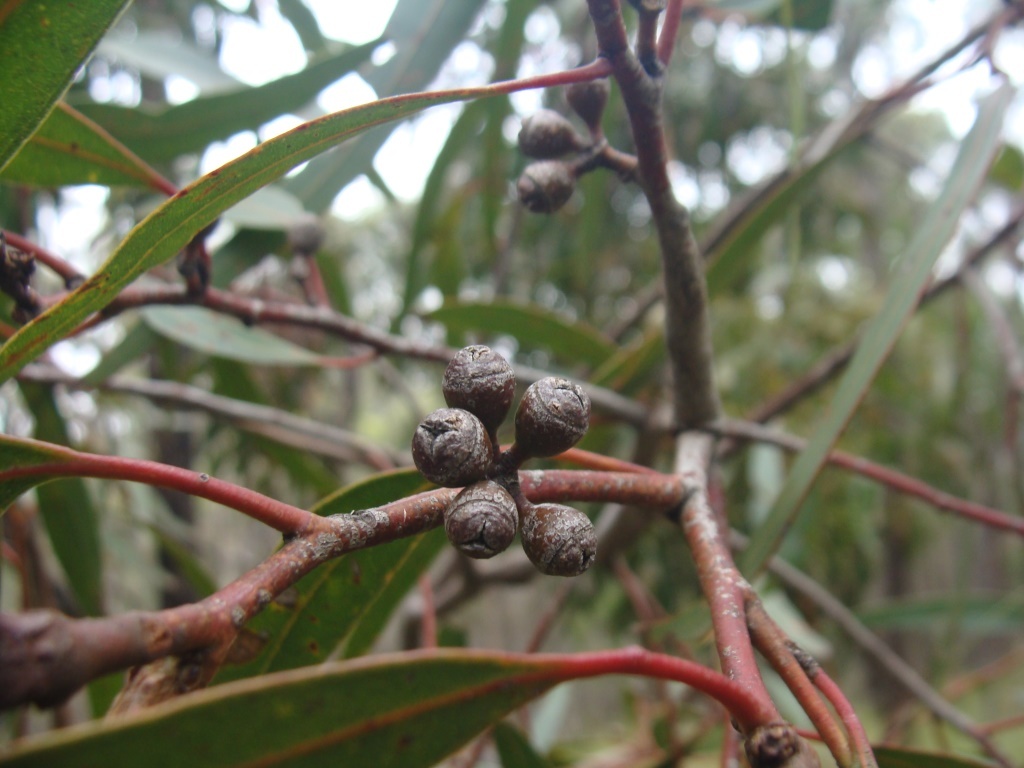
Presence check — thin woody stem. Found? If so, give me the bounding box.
[711,418,1024,537]
[586,0,719,428]
[744,594,859,767]
[674,432,781,728]
[0,462,692,711]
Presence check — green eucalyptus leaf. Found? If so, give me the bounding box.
[740,84,1016,575]
[18,382,104,615]
[287,0,487,211]
[1,103,170,191]
[215,470,441,684]
[873,745,999,768]
[1,651,573,768]
[141,306,323,366]
[0,434,76,517]
[494,722,553,768]
[78,41,379,162]
[0,0,131,172]
[0,84,510,384]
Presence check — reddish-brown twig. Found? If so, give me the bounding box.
[711,419,1024,537]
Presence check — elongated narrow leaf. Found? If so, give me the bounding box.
[715,0,834,30]
[0,0,130,171]
[401,100,490,316]
[0,651,570,768]
[494,723,553,768]
[591,329,666,394]
[141,306,323,366]
[78,41,379,163]
[0,84,508,384]
[874,745,999,768]
[96,32,240,93]
[287,0,487,211]
[17,382,104,614]
[1,103,171,191]
[740,84,1015,576]
[0,434,76,515]
[215,470,441,684]
[858,593,1024,634]
[429,301,617,368]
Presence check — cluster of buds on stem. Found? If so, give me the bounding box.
[411,345,596,576]
[517,78,633,214]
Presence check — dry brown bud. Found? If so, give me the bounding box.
[514,377,590,458]
[516,161,576,214]
[442,345,516,432]
[518,109,588,159]
[411,408,492,487]
[520,503,597,576]
[566,79,610,132]
[444,480,518,559]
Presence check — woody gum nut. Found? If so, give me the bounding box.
[514,377,591,457]
[411,408,492,488]
[517,161,576,214]
[566,79,610,131]
[444,480,518,559]
[521,504,597,577]
[442,345,516,432]
[518,109,588,159]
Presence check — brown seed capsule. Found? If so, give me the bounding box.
[518,109,588,159]
[442,345,516,432]
[514,377,590,458]
[516,161,576,214]
[444,480,518,559]
[521,503,597,576]
[566,79,610,133]
[411,408,491,487]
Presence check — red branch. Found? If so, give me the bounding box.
[712,419,1024,538]
[1,440,318,534]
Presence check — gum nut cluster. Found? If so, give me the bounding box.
[516,79,610,215]
[411,345,597,576]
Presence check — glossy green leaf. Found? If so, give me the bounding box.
[18,382,104,615]
[78,41,379,163]
[400,100,490,317]
[740,84,1015,576]
[428,300,617,368]
[141,306,323,366]
[1,103,170,191]
[287,0,487,211]
[0,0,130,172]
[0,84,499,384]
[495,722,553,768]
[873,745,999,768]
[0,651,572,768]
[0,433,76,516]
[215,470,441,684]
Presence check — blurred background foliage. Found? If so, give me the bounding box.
[2,0,1023,763]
